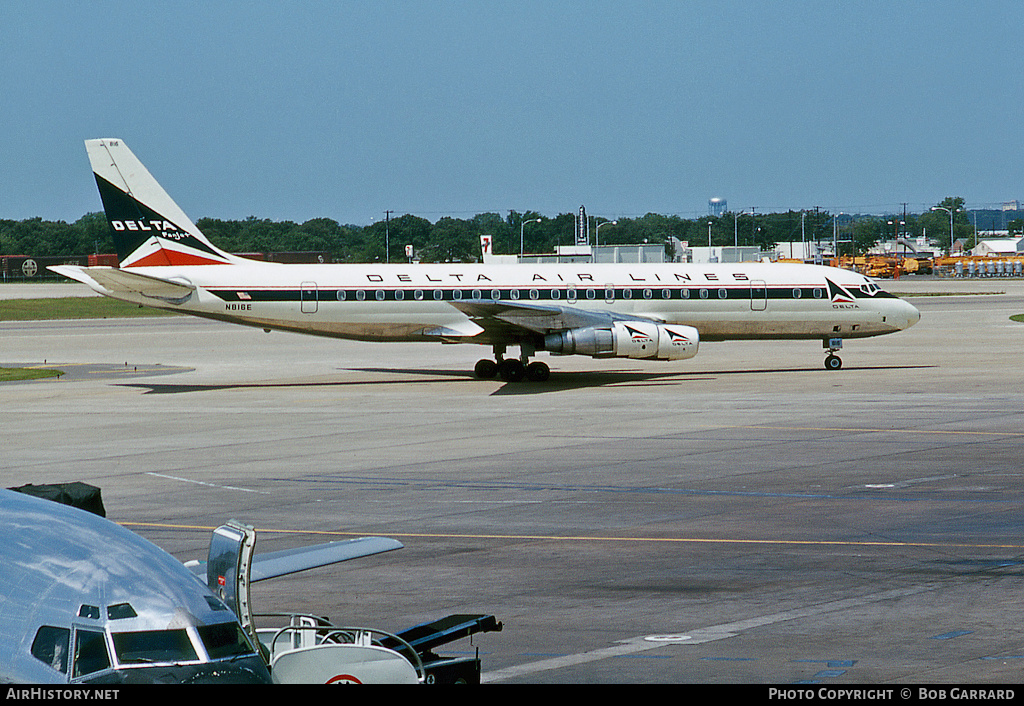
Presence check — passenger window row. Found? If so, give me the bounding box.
[331,287,825,302]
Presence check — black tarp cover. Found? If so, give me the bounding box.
[8,482,106,517]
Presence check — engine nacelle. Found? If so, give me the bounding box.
[544,322,699,361]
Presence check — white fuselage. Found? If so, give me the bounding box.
[109,260,920,345]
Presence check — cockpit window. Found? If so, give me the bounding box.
[73,629,110,678]
[31,626,69,674]
[204,595,230,612]
[107,603,137,620]
[111,629,198,665]
[197,622,256,660]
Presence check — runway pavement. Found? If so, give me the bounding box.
[3,278,1024,684]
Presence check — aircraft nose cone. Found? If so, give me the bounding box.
[900,298,921,329]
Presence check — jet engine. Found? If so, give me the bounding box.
[544,321,699,360]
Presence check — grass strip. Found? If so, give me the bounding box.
[0,297,176,321]
[0,366,63,381]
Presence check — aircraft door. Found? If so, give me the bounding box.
[750,280,767,311]
[301,282,318,314]
[207,521,258,644]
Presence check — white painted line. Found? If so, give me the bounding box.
[146,472,269,494]
[644,635,693,643]
[482,584,937,682]
[481,634,700,683]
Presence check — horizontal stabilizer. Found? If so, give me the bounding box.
[49,265,195,303]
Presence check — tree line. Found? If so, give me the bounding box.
[0,199,971,263]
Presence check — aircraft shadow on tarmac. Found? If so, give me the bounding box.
[118,363,934,396]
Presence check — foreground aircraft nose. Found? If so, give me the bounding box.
[895,298,921,330]
[84,657,272,684]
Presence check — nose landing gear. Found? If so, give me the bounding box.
[823,337,843,370]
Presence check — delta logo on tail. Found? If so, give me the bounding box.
[94,174,233,268]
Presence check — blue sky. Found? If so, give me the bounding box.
[2,1,1022,224]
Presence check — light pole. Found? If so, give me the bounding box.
[734,209,755,249]
[931,205,961,254]
[888,219,905,275]
[596,219,617,248]
[887,219,903,243]
[833,217,837,258]
[823,212,845,261]
[520,217,541,258]
[800,210,805,260]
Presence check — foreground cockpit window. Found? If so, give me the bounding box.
[111,629,198,665]
[31,626,70,674]
[197,622,256,660]
[73,629,111,678]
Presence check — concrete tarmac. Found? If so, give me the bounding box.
[3,278,1024,684]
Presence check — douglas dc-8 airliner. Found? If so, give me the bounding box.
[52,139,919,381]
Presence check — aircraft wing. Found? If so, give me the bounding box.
[449,299,660,337]
[248,537,403,581]
[49,265,195,304]
[186,536,404,583]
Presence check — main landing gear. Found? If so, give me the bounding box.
[824,337,843,370]
[475,344,550,382]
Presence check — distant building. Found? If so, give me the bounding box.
[592,244,667,264]
[519,243,666,265]
[686,246,763,264]
[773,241,831,262]
[869,237,943,259]
[950,239,970,257]
[972,238,1024,258]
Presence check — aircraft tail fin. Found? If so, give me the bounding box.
[86,138,245,268]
